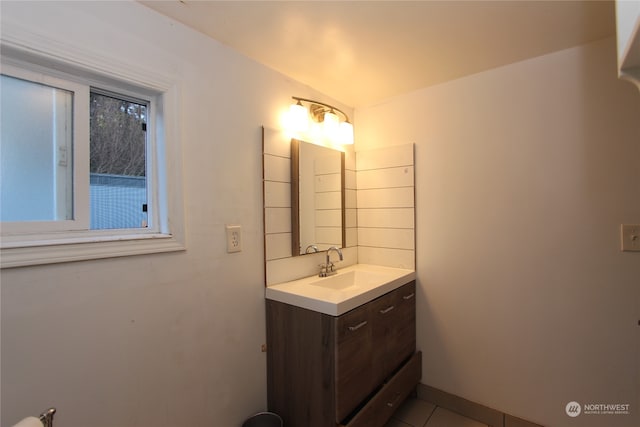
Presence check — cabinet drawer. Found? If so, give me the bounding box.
[342,351,422,427]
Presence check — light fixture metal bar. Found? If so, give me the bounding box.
[291,96,351,123]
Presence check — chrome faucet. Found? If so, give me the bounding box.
[305,244,319,254]
[320,246,343,277]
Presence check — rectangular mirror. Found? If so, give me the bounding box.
[291,139,345,256]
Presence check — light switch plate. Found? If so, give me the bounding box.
[621,224,640,252]
[226,225,242,253]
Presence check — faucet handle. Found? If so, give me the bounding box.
[318,263,326,277]
[318,262,336,277]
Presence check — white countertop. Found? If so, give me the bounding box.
[265,264,416,316]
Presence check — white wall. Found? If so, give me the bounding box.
[355,37,640,427]
[0,2,351,426]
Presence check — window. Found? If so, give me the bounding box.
[89,91,149,230]
[0,50,184,268]
[1,73,76,223]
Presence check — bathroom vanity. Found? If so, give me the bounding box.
[266,265,420,427]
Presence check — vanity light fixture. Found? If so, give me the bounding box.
[289,96,354,145]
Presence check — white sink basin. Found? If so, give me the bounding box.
[309,269,398,291]
[265,264,415,316]
[308,271,361,291]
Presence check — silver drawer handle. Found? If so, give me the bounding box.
[379,305,395,314]
[403,293,415,300]
[348,321,367,331]
[386,392,402,408]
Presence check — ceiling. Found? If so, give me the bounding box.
[140,1,615,107]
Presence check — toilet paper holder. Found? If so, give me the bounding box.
[39,408,56,427]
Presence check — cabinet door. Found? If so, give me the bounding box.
[388,282,416,375]
[334,302,373,423]
[371,282,416,384]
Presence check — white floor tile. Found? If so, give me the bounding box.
[393,398,436,426]
[425,407,489,427]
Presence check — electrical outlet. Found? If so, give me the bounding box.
[226,225,242,253]
[621,224,640,252]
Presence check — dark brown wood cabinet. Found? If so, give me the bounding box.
[266,281,421,427]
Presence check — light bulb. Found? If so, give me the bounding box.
[288,101,309,133]
[338,121,354,145]
[323,110,340,142]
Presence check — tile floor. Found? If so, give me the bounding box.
[385,397,488,427]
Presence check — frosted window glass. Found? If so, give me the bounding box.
[0,74,73,222]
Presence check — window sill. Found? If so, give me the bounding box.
[0,233,186,268]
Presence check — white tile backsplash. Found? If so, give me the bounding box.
[356,144,414,170]
[266,246,357,285]
[264,130,294,263]
[263,127,291,157]
[265,233,292,261]
[263,126,414,284]
[265,207,292,234]
[358,208,415,228]
[355,144,415,271]
[358,246,415,270]
[345,227,358,247]
[358,228,415,250]
[345,188,357,209]
[264,181,291,208]
[358,166,414,189]
[345,208,357,228]
[263,154,291,183]
[357,187,415,209]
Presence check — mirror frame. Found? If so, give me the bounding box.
[290,138,346,256]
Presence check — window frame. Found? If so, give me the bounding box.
[0,37,185,268]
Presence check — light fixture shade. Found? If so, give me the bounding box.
[323,110,340,141]
[289,97,354,146]
[338,121,354,145]
[308,121,323,143]
[289,102,309,132]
